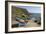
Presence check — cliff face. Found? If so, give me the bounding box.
[12,6,29,20]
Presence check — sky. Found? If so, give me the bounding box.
[16,6,41,13]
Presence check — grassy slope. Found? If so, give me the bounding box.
[12,6,29,20]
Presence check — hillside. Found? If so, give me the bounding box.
[12,6,30,20]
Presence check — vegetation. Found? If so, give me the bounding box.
[12,6,29,20]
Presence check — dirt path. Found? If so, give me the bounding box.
[25,20,40,27]
[12,20,40,27]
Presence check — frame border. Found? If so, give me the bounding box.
[5,1,45,33]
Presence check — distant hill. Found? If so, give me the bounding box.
[12,6,30,20]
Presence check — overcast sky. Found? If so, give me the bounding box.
[15,6,41,13]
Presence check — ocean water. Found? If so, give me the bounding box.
[30,13,41,17]
[29,13,41,20]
